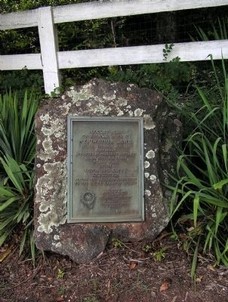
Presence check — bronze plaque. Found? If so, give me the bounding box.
[67,117,144,223]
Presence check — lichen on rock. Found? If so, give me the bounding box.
[34,78,181,263]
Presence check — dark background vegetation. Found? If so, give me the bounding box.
[0,0,227,93]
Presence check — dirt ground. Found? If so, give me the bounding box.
[0,231,228,302]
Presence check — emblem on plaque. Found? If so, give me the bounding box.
[80,192,96,209]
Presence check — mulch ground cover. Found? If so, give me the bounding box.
[0,231,227,302]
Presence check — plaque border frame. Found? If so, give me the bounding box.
[67,116,144,223]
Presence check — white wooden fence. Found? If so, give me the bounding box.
[0,0,228,94]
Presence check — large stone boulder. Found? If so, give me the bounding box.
[34,79,181,263]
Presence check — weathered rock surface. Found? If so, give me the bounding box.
[34,79,182,263]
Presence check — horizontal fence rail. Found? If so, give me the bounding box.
[1,0,228,30]
[1,40,228,70]
[0,0,228,94]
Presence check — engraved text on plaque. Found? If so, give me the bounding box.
[67,117,144,222]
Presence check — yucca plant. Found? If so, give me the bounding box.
[0,91,37,163]
[0,91,38,263]
[169,58,228,277]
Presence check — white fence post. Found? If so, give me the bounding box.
[38,6,60,95]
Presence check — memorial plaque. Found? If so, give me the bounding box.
[67,116,144,223]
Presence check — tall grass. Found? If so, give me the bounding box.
[169,58,228,277]
[192,17,228,41]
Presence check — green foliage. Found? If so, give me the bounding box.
[0,28,39,55]
[192,17,228,41]
[107,59,195,99]
[107,43,195,97]
[142,244,151,253]
[58,19,113,51]
[0,91,38,264]
[57,268,65,279]
[0,0,117,91]
[0,0,80,13]
[111,238,124,249]
[0,91,38,162]
[163,43,174,61]
[152,247,166,262]
[169,58,228,277]
[0,69,43,96]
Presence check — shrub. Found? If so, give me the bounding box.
[0,90,38,263]
[0,69,44,96]
[169,58,228,277]
[107,59,195,99]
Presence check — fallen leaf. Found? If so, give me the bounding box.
[160,282,169,292]
[56,296,64,302]
[160,278,172,292]
[207,264,216,271]
[129,261,138,270]
[196,275,203,282]
[0,248,12,262]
